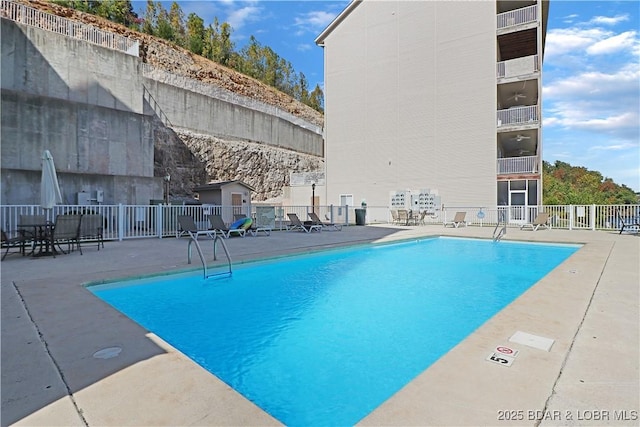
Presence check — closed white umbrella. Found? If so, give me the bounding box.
[41,150,62,209]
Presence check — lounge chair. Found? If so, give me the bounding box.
[397,209,409,225]
[308,212,342,231]
[177,215,216,240]
[287,213,321,233]
[208,214,246,238]
[616,208,640,234]
[233,214,271,237]
[444,212,467,228]
[520,212,550,231]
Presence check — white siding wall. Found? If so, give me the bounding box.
[323,1,497,216]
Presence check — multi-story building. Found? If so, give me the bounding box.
[315,0,548,223]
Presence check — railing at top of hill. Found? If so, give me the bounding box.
[1,0,139,57]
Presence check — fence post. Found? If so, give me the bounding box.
[345,205,350,225]
[568,205,573,231]
[590,204,596,231]
[157,205,163,239]
[329,204,334,224]
[117,204,124,241]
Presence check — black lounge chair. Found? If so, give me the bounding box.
[287,213,321,233]
[208,214,246,238]
[308,212,342,231]
[616,208,640,234]
[177,215,216,240]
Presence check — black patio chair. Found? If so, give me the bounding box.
[1,229,28,260]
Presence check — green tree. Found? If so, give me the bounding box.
[167,2,186,47]
[307,84,324,113]
[186,13,205,55]
[141,0,158,35]
[543,161,637,205]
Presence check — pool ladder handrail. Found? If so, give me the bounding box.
[493,211,507,242]
[187,233,232,279]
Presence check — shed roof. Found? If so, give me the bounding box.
[193,180,255,192]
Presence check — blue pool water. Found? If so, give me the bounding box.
[89,237,579,426]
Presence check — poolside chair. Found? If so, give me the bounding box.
[1,229,28,260]
[233,213,271,237]
[390,209,400,224]
[520,212,550,231]
[308,212,342,231]
[616,208,640,234]
[80,214,104,250]
[444,212,467,228]
[287,213,321,233]
[50,214,82,256]
[208,214,246,238]
[397,209,409,225]
[177,215,216,240]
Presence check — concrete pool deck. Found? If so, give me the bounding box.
[1,225,638,426]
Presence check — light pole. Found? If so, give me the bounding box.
[311,183,316,213]
[164,174,171,204]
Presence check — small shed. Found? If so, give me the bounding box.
[193,181,255,223]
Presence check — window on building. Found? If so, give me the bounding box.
[527,180,538,205]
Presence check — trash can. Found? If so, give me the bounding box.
[355,208,366,226]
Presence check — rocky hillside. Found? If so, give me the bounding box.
[18,0,324,128]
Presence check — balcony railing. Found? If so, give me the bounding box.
[497,156,538,174]
[497,4,538,29]
[497,105,539,126]
[497,55,539,79]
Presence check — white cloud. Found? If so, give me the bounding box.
[587,31,638,55]
[590,14,629,25]
[588,142,638,152]
[226,5,261,30]
[544,27,610,58]
[297,43,313,52]
[294,10,337,32]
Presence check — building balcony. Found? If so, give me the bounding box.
[497,156,539,175]
[497,4,538,31]
[497,105,539,127]
[497,55,539,79]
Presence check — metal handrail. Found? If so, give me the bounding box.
[187,234,232,279]
[492,209,508,241]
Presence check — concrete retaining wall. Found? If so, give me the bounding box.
[0,17,324,206]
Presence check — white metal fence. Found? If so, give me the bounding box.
[1,0,139,56]
[1,204,637,242]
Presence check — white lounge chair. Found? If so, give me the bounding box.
[520,213,550,231]
[444,212,467,228]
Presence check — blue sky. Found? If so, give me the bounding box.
[146,1,640,192]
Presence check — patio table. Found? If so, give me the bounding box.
[18,222,56,257]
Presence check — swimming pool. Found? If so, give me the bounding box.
[89,237,579,426]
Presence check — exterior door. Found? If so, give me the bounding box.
[231,193,243,217]
[509,191,526,223]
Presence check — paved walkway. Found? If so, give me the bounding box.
[1,225,638,426]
